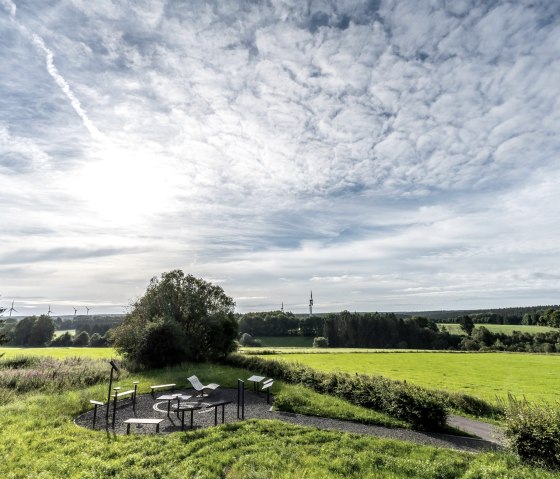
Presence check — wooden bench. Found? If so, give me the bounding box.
[150,383,176,396]
[123,418,164,435]
[89,400,105,426]
[205,400,232,425]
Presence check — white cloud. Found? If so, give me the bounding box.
[1,0,559,314]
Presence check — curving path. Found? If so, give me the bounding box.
[74,388,503,453]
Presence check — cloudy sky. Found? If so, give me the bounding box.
[1,0,559,317]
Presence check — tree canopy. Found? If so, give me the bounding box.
[111,270,238,368]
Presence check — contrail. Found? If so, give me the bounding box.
[1,0,104,142]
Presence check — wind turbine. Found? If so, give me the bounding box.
[8,301,17,317]
[86,307,92,315]
[73,307,78,317]
[47,305,53,316]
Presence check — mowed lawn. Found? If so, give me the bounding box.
[0,347,118,359]
[272,352,560,404]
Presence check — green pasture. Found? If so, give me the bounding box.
[437,324,557,335]
[271,352,560,404]
[0,357,555,478]
[0,347,118,359]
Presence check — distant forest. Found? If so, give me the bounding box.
[396,305,560,326]
[238,308,560,352]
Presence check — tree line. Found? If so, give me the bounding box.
[238,310,560,352]
[416,305,559,325]
[0,315,111,347]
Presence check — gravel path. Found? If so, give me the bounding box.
[74,388,501,453]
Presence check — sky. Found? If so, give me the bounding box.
[1,0,559,317]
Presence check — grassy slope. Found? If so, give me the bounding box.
[271,352,560,404]
[0,365,556,478]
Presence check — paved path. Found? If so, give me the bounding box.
[448,414,504,445]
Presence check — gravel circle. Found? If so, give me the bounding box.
[74,388,501,453]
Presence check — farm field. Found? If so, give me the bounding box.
[270,351,560,404]
[437,323,557,335]
[0,357,555,478]
[0,347,118,359]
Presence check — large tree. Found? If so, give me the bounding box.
[13,315,54,346]
[111,270,238,368]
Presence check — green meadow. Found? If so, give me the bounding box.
[1,355,556,478]
[271,351,560,404]
[0,347,118,360]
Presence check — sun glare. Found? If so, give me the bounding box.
[68,145,177,224]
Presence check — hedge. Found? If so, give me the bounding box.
[225,353,447,431]
[503,396,560,469]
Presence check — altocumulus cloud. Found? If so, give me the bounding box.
[0,0,559,315]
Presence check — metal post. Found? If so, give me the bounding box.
[214,405,218,426]
[237,379,245,419]
[133,382,139,410]
[93,403,98,427]
[106,367,114,419]
[112,389,119,429]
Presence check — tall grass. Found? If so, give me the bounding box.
[0,355,124,400]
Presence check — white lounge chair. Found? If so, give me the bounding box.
[187,375,220,397]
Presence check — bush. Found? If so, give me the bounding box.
[225,353,447,431]
[239,333,262,347]
[312,337,328,348]
[51,332,73,347]
[72,331,90,347]
[89,332,109,347]
[503,396,560,469]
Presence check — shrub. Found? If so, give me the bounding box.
[72,331,90,347]
[239,333,262,347]
[225,353,447,431]
[503,396,560,469]
[89,332,109,347]
[312,336,329,348]
[51,332,73,346]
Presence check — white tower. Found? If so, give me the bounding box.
[309,291,313,316]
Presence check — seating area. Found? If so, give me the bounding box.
[80,373,274,435]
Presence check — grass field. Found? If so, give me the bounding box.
[437,324,557,335]
[0,347,118,359]
[271,352,560,404]
[0,356,556,478]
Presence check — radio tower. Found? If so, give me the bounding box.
[309,291,313,317]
